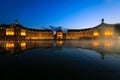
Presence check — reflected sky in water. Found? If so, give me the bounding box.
[0,40,120,79]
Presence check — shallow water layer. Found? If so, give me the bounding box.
[0,40,120,80]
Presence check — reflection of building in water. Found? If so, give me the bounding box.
[93,41,99,47]
[0,19,120,40]
[5,42,15,51]
[0,41,54,55]
[92,40,113,48]
[65,40,120,59]
[20,42,26,50]
[56,40,63,47]
[104,42,112,47]
[26,41,54,48]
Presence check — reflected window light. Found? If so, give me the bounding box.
[21,42,26,47]
[57,40,63,47]
[104,42,112,47]
[6,42,14,50]
[20,42,26,50]
[93,41,99,47]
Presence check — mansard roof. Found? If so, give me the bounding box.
[0,24,53,32]
[56,29,62,32]
[94,23,111,28]
[67,28,92,32]
[93,22,120,29]
[1,19,120,32]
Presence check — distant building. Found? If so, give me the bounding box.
[0,19,120,40]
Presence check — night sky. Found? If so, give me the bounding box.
[0,0,120,29]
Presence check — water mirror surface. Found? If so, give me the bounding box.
[0,40,120,80]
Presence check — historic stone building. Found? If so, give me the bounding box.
[66,28,93,39]
[0,20,54,41]
[66,19,120,40]
[0,19,120,40]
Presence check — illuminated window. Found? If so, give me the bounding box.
[104,31,113,36]
[93,31,99,36]
[6,28,14,35]
[21,30,26,36]
[31,37,38,39]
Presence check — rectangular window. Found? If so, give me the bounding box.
[93,31,99,36]
[104,31,113,36]
[21,30,26,36]
[6,28,14,35]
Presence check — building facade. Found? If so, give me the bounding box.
[0,19,120,41]
[66,19,120,40]
[0,20,54,41]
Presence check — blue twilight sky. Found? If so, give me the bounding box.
[0,0,120,29]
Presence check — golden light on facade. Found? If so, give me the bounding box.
[6,42,14,50]
[93,32,99,36]
[21,30,26,36]
[6,29,14,35]
[104,31,113,36]
[57,32,63,39]
[31,37,38,39]
[58,32,62,37]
